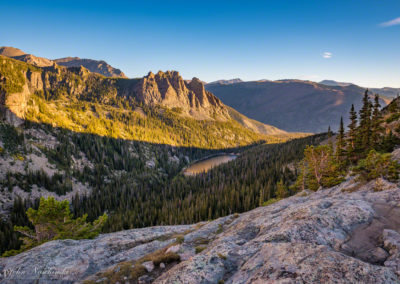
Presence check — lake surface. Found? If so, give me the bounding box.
[184,154,238,176]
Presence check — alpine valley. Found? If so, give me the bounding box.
[2,45,400,284]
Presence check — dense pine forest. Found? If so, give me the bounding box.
[0,122,324,255]
[75,133,327,232]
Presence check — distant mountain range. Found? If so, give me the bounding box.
[0,46,127,78]
[206,79,388,133]
[207,78,243,85]
[319,80,353,87]
[0,51,298,150]
[319,79,400,98]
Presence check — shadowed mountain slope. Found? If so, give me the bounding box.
[206,79,387,133]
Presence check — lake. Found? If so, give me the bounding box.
[184,154,238,176]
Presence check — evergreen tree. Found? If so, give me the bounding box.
[357,90,372,155]
[276,180,289,199]
[336,117,347,165]
[300,145,344,191]
[346,104,358,163]
[4,197,107,256]
[371,94,382,149]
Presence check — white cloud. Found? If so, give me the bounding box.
[322,52,332,59]
[380,17,400,27]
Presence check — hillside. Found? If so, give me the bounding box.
[2,174,400,283]
[0,55,296,149]
[206,79,387,133]
[0,46,126,78]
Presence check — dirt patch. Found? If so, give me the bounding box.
[341,203,400,264]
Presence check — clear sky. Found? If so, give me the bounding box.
[1,0,399,87]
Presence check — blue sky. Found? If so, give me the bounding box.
[1,0,399,87]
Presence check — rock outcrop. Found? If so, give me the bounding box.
[133,71,229,120]
[2,178,400,283]
[54,57,127,78]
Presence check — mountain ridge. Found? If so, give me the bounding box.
[0,55,296,150]
[206,79,388,132]
[0,46,127,78]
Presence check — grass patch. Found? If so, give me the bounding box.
[195,246,207,254]
[262,198,281,206]
[175,234,185,244]
[216,224,224,234]
[140,251,180,267]
[217,253,227,260]
[89,246,181,284]
[193,237,210,245]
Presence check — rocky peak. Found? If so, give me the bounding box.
[134,70,229,120]
[188,77,205,94]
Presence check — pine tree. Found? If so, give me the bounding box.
[357,90,372,155]
[336,117,347,165]
[302,145,343,191]
[276,180,289,199]
[346,104,358,163]
[371,94,382,149]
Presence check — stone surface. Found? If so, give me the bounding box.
[142,261,154,273]
[0,225,194,283]
[2,179,400,283]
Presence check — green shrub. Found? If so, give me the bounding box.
[216,224,223,234]
[262,198,281,206]
[217,253,227,260]
[293,145,344,191]
[353,150,400,182]
[195,246,206,253]
[3,197,107,256]
[386,113,400,123]
[175,235,185,244]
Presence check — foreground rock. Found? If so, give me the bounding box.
[2,178,400,283]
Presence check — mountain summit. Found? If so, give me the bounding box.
[133,71,229,120]
[54,57,127,78]
[0,46,127,78]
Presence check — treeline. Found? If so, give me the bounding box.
[338,92,400,164]
[290,91,400,192]
[0,197,35,255]
[71,134,327,232]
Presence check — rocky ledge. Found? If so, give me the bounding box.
[2,178,400,283]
